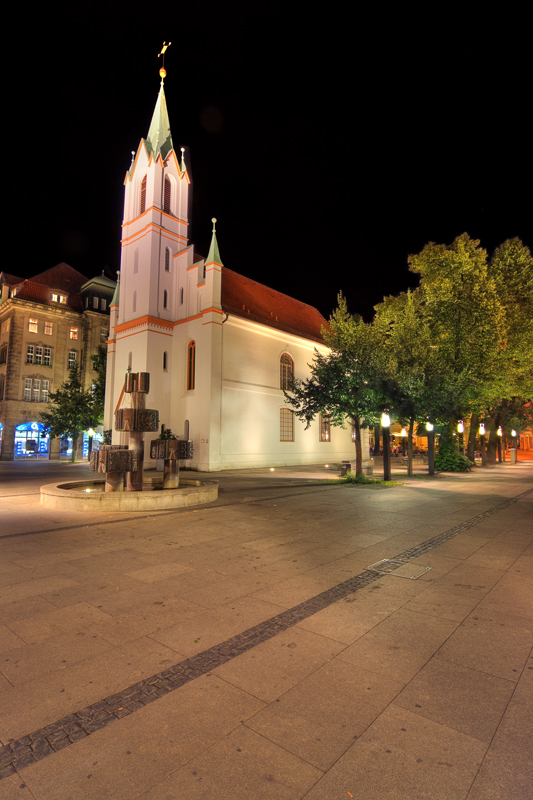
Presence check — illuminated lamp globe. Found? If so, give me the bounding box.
[457,421,464,433]
[426,422,434,431]
[159,67,167,79]
[479,423,485,435]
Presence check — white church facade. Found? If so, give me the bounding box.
[105,71,368,472]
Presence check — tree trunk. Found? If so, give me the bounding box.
[373,425,381,456]
[353,417,363,477]
[71,433,79,463]
[467,414,478,463]
[407,418,415,477]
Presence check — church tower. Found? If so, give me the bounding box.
[118,69,190,328]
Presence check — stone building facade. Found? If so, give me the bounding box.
[0,265,116,460]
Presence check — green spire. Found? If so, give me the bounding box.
[206,218,223,265]
[111,271,120,306]
[146,79,173,161]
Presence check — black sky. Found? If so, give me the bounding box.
[14,10,530,322]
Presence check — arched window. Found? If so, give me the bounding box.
[163,290,168,309]
[165,247,170,271]
[140,175,147,214]
[187,340,196,390]
[280,408,294,442]
[164,176,171,213]
[280,353,294,390]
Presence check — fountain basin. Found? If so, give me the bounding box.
[40,478,218,512]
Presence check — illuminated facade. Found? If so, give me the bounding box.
[105,75,368,471]
[0,266,115,460]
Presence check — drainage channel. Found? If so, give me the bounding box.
[1,486,531,779]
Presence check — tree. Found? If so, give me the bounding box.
[40,364,102,462]
[91,344,107,421]
[285,296,382,477]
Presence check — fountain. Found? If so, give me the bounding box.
[40,372,218,511]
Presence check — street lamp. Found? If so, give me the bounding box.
[479,423,486,466]
[457,420,464,455]
[87,428,95,461]
[497,425,503,463]
[381,411,391,481]
[426,422,435,475]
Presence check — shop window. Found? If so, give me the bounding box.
[280,408,294,442]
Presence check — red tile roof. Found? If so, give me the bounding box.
[0,272,24,286]
[12,264,87,312]
[221,268,329,344]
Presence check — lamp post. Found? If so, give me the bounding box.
[457,421,464,455]
[497,425,503,463]
[381,411,391,481]
[510,429,517,464]
[427,422,435,475]
[87,428,95,462]
[479,423,486,466]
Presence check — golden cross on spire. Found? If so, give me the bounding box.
[158,42,171,78]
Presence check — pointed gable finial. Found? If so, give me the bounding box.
[158,41,171,80]
[180,147,186,174]
[206,218,223,266]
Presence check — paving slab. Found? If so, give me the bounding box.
[0,460,531,799]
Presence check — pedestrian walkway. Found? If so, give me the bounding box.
[0,462,532,799]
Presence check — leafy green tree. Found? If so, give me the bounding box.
[285,296,382,476]
[40,364,102,462]
[91,345,107,421]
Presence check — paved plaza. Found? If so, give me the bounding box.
[0,459,532,799]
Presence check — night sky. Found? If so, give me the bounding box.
[15,12,529,322]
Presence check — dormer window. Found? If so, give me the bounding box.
[50,293,67,304]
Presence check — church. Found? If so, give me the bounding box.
[105,68,368,472]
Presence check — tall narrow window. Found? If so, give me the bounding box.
[93,297,99,309]
[24,378,32,401]
[44,321,53,335]
[0,374,5,401]
[164,176,171,213]
[44,347,52,366]
[68,351,77,369]
[26,345,34,364]
[35,346,43,365]
[165,247,170,271]
[70,327,78,340]
[100,328,107,342]
[280,408,294,442]
[28,318,38,333]
[163,290,168,309]
[319,413,331,442]
[140,175,147,214]
[163,351,168,371]
[100,299,106,311]
[180,287,184,305]
[280,353,294,390]
[33,379,41,402]
[0,343,7,364]
[42,380,50,403]
[133,292,137,313]
[187,340,196,390]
